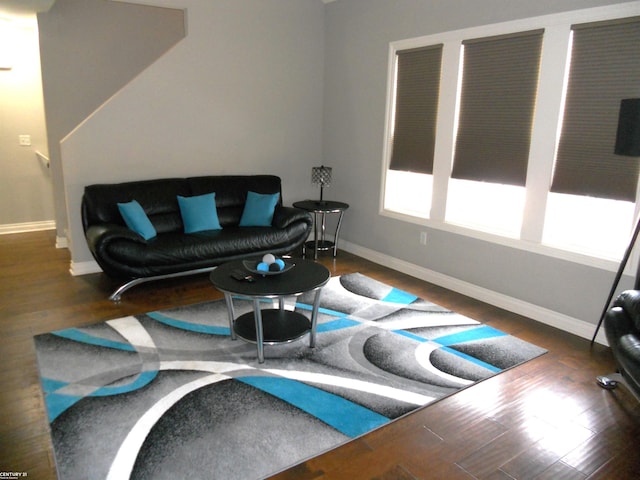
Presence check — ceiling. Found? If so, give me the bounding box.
[0,0,55,20]
[0,0,338,20]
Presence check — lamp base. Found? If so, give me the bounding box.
[318,185,326,205]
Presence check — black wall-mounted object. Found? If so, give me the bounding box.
[615,98,640,156]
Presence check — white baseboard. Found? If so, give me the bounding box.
[0,220,55,235]
[340,240,608,346]
[56,235,68,249]
[0,221,69,250]
[67,239,608,345]
[70,259,102,276]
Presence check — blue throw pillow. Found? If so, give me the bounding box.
[117,200,157,240]
[239,191,280,227]
[177,192,222,233]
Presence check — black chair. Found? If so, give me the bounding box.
[597,290,640,402]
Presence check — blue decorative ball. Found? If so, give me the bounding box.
[257,262,269,272]
[275,259,285,270]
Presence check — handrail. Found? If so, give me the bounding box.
[35,150,50,168]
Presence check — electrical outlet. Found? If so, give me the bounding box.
[420,231,428,245]
[18,134,31,146]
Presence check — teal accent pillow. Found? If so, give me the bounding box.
[177,192,222,233]
[117,200,157,240]
[239,191,280,227]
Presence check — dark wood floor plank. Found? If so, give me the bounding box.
[1,230,639,480]
[499,420,594,479]
[533,461,587,480]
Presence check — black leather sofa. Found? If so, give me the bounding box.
[81,175,312,300]
[597,290,640,402]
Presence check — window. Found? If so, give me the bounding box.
[446,30,543,236]
[381,4,640,263]
[383,44,443,219]
[543,17,640,257]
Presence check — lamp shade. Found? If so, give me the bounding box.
[311,166,332,187]
[615,98,640,157]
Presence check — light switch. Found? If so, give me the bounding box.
[19,135,31,146]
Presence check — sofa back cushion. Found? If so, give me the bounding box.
[186,175,282,227]
[82,178,189,234]
[82,175,284,233]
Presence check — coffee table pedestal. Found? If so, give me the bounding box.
[211,259,330,363]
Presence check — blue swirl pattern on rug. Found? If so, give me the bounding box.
[34,273,546,480]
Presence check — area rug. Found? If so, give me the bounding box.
[35,272,546,480]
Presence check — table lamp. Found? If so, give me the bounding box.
[312,165,332,204]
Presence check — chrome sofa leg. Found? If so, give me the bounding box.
[108,266,219,301]
[597,373,640,402]
[109,278,148,302]
[596,374,620,390]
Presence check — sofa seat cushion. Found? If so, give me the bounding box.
[107,227,298,267]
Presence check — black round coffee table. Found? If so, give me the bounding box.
[209,258,331,363]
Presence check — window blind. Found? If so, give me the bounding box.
[389,44,443,174]
[551,17,640,202]
[452,29,544,186]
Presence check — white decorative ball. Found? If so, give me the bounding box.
[262,253,276,265]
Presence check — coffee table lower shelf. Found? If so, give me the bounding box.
[233,309,312,344]
[303,239,336,253]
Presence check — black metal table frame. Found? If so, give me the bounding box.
[210,260,330,363]
[220,288,324,363]
[293,200,349,260]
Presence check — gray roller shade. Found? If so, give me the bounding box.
[389,44,443,174]
[452,29,544,186]
[551,17,640,202]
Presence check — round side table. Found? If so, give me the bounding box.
[293,200,349,259]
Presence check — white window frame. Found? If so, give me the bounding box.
[379,2,640,271]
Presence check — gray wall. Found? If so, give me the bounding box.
[322,0,639,326]
[38,0,186,242]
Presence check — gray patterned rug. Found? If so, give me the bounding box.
[34,273,546,480]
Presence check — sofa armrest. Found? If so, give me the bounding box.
[614,290,640,331]
[85,224,150,278]
[272,206,313,230]
[85,224,148,254]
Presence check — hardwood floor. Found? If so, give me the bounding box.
[1,230,639,479]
